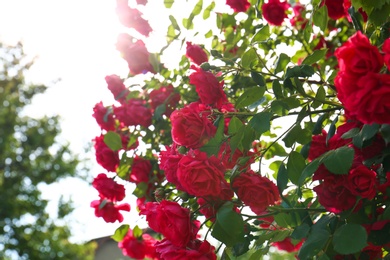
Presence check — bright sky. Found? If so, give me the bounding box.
[0,0,230,243]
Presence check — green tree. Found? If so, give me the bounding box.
[0,42,95,259]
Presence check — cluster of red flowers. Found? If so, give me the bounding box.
[335,32,390,124]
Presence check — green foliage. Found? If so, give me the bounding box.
[0,43,94,259]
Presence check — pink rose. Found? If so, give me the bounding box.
[347,165,377,199]
[136,0,147,5]
[261,0,290,26]
[189,66,227,106]
[116,0,152,36]
[233,170,280,214]
[90,199,130,223]
[177,150,228,197]
[94,135,120,172]
[323,0,345,20]
[149,85,181,117]
[92,102,115,131]
[118,229,156,259]
[186,42,208,66]
[170,102,216,149]
[129,157,152,184]
[114,98,152,127]
[116,35,155,75]
[140,200,194,247]
[335,31,383,77]
[226,0,250,13]
[155,239,217,260]
[92,173,125,202]
[105,74,130,103]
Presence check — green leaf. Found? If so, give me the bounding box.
[242,126,256,151]
[211,202,245,247]
[287,151,306,185]
[104,131,122,151]
[313,6,328,32]
[272,80,284,99]
[369,4,390,26]
[241,48,258,68]
[132,225,143,238]
[133,182,148,198]
[341,127,360,139]
[332,224,367,254]
[299,158,320,186]
[291,223,310,240]
[274,213,294,228]
[323,146,355,175]
[312,86,326,109]
[251,25,270,42]
[303,21,312,43]
[235,86,265,109]
[302,49,328,65]
[203,1,215,19]
[298,228,330,259]
[169,15,180,30]
[275,53,291,74]
[164,0,174,8]
[277,163,288,194]
[249,112,272,135]
[182,15,194,29]
[228,117,244,154]
[285,65,315,79]
[360,123,380,142]
[111,224,129,242]
[380,124,390,144]
[283,125,312,148]
[191,0,203,16]
[251,71,266,86]
[200,116,225,156]
[326,116,338,145]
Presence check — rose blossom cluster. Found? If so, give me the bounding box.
[335,32,390,124]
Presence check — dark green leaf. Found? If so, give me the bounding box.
[251,71,266,86]
[272,80,284,99]
[277,163,288,194]
[380,124,390,144]
[291,223,310,240]
[341,127,360,139]
[313,6,328,31]
[285,65,315,79]
[287,151,306,185]
[299,158,320,186]
[323,146,355,175]
[200,116,225,156]
[111,225,129,242]
[242,126,256,151]
[104,131,122,151]
[249,112,272,135]
[302,49,328,66]
[241,48,258,68]
[228,117,244,154]
[211,202,245,247]
[235,86,265,108]
[369,4,390,26]
[312,114,326,135]
[326,116,338,145]
[312,86,326,109]
[298,229,330,259]
[283,125,312,148]
[333,224,367,254]
[360,123,380,142]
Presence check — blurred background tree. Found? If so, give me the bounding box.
[0,42,95,259]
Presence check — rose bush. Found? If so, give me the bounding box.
[90,0,390,259]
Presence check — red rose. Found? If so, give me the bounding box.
[159,144,185,190]
[149,85,181,117]
[186,42,208,66]
[261,0,290,26]
[140,200,194,247]
[92,102,115,131]
[313,174,356,213]
[105,74,130,103]
[323,0,345,20]
[347,165,377,199]
[335,31,383,77]
[233,170,280,214]
[218,142,254,169]
[226,0,250,13]
[94,135,120,172]
[290,3,307,28]
[170,102,216,149]
[116,35,155,75]
[177,150,228,197]
[92,173,125,202]
[114,98,152,127]
[273,237,303,252]
[118,229,156,259]
[129,157,152,184]
[343,73,390,124]
[90,199,130,223]
[383,38,390,69]
[155,239,217,260]
[116,0,152,36]
[189,66,227,106]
